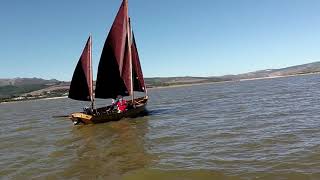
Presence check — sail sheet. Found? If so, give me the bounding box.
[68,36,93,101]
[131,32,146,92]
[95,0,132,99]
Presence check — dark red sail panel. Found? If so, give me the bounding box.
[95,0,132,99]
[131,32,146,92]
[122,35,133,94]
[69,36,93,101]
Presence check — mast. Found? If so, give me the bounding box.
[126,0,135,107]
[89,34,95,109]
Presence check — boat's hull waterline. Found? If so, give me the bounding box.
[69,96,148,124]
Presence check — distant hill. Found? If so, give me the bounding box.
[270,61,320,76]
[146,61,320,85]
[0,78,59,87]
[144,76,231,87]
[221,61,320,80]
[1,61,320,101]
[0,78,61,99]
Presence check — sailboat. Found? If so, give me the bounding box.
[68,0,148,125]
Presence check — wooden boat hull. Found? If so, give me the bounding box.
[69,96,148,125]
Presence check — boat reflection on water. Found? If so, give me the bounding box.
[48,116,154,179]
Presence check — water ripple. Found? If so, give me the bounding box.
[1,74,320,179]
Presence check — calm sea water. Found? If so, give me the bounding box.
[1,74,320,179]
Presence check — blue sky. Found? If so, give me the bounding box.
[1,0,320,81]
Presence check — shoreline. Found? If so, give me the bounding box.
[238,72,319,82]
[0,96,68,104]
[1,72,319,104]
[148,80,231,90]
[149,72,320,90]
[38,96,68,100]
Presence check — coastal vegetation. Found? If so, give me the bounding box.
[0,84,48,98]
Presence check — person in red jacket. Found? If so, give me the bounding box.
[117,96,127,113]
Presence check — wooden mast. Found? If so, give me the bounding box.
[125,0,135,107]
[89,34,94,109]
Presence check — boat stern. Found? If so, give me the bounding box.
[69,112,93,125]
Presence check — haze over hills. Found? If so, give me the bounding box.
[1,61,320,100]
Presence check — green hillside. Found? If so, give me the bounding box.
[0,84,49,98]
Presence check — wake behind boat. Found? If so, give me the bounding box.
[68,0,148,125]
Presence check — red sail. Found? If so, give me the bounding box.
[131,32,146,92]
[95,0,132,99]
[69,36,93,101]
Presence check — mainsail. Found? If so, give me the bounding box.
[68,36,93,101]
[95,0,132,99]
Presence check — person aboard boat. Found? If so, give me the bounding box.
[116,96,127,113]
[83,106,92,115]
[111,98,116,107]
[106,99,115,112]
[107,96,121,112]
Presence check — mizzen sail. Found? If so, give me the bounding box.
[68,36,93,101]
[131,32,146,92]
